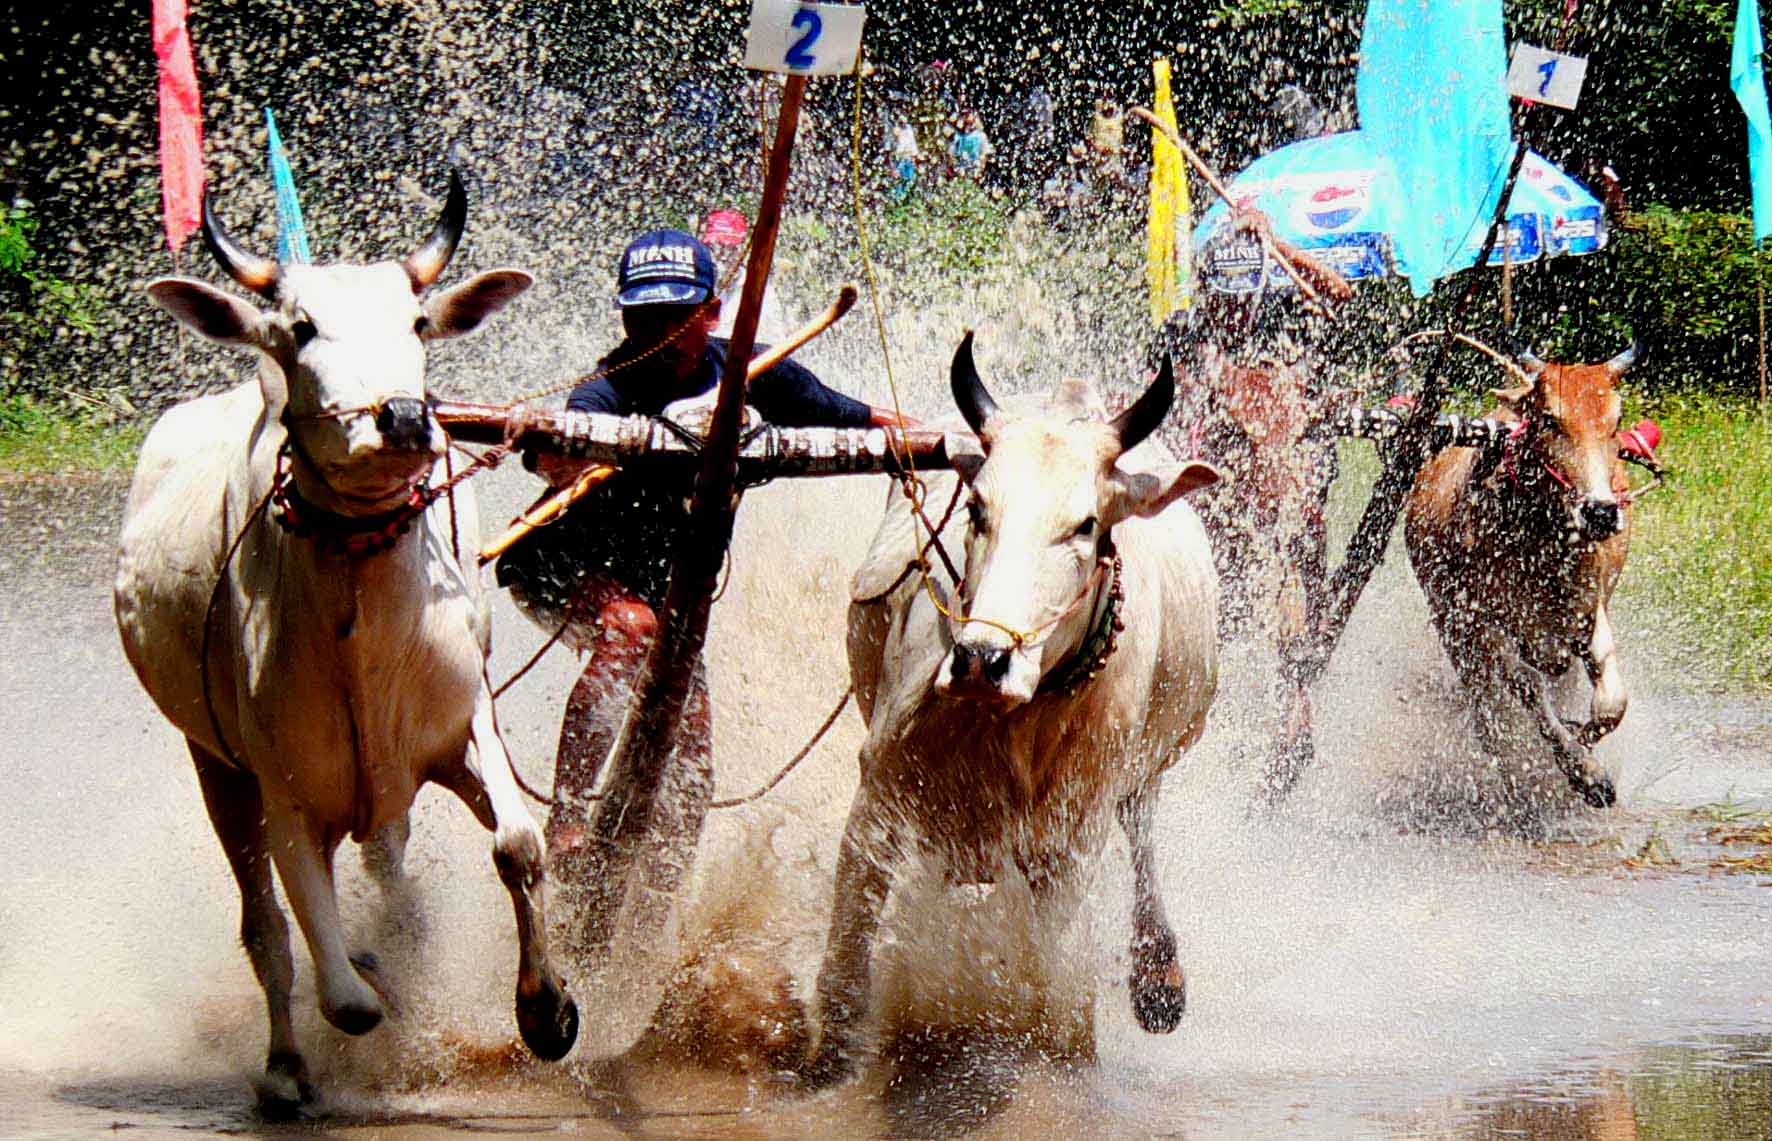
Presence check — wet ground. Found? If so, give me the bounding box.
[3,455,1770,1140]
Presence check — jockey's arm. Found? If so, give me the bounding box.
[867,405,922,429]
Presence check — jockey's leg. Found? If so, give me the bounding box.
[547,576,659,873]
[1261,486,1330,804]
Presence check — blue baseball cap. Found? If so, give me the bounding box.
[616,229,718,307]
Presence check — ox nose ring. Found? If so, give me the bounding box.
[1578,499,1621,540]
[951,643,1013,686]
[375,398,432,451]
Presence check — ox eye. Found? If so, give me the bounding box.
[1074,516,1097,540]
[413,314,431,336]
[290,317,317,346]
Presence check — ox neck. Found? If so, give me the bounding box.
[270,442,439,560]
[1035,538,1125,699]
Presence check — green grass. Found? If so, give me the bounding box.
[0,395,144,477]
[1617,393,1771,692]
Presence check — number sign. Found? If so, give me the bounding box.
[745,0,866,76]
[1506,43,1587,110]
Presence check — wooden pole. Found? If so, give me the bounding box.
[572,75,809,968]
[1311,136,1536,677]
[171,248,189,377]
[1129,106,1336,315]
[1759,248,1767,417]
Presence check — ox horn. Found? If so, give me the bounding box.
[1606,339,1642,375]
[403,169,468,292]
[1109,354,1175,453]
[201,192,281,299]
[950,330,999,437]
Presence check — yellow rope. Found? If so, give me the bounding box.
[846,55,1054,652]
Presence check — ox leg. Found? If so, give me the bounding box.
[1501,657,1617,809]
[1578,605,1629,748]
[361,817,410,887]
[804,791,896,1090]
[190,744,308,1115]
[434,691,579,1062]
[262,805,385,1037]
[1117,783,1185,1034]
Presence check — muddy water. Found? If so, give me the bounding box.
[3,407,1771,1139]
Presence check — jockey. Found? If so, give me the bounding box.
[496,228,910,871]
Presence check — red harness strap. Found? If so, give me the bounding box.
[1502,416,1574,491]
[270,446,440,559]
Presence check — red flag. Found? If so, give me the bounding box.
[154,0,204,254]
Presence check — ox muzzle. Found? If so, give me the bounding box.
[1576,496,1622,543]
[939,635,1040,707]
[374,397,434,453]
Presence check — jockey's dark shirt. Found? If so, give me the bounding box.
[496,337,871,613]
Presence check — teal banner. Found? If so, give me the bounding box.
[1356,0,1512,294]
[1734,0,1772,243]
[264,106,311,263]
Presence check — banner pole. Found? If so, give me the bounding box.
[1759,246,1767,417]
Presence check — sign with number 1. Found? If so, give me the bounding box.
[1506,42,1587,110]
[744,0,866,76]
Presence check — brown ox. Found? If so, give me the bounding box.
[1404,343,1640,808]
[802,335,1221,1086]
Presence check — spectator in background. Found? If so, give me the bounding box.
[890,119,921,202]
[911,61,955,161]
[1040,142,1095,221]
[1026,86,1055,152]
[1259,58,1328,144]
[948,109,993,180]
[1086,98,1126,185]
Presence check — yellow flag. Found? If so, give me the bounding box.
[1147,58,1191,328]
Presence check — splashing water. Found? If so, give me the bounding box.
[3,1,1772,1137]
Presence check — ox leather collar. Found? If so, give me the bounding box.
[1036,541,1125,698]
[270,444,439,559]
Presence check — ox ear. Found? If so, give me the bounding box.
[422,269,534,340]
[1107,459,1222,522]
[146,278,264,347]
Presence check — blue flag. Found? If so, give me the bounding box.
[1734,0,1772,243]
[264,107,311,263]
[1357,0,1512,294]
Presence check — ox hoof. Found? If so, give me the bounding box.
[323,998,384,1037]
[1130,949,1187,1035]
[1578,774,1617,809]
[321,963,385,1036]
[516,982,579,1062]
[253,1050,312,1120]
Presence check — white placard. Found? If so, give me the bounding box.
[745,0,866,76]
[1507,43,1588,110]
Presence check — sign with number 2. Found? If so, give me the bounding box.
[745,0,866,76]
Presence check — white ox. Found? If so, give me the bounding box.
[114,177,577,1112]
[803,335,1222,1084]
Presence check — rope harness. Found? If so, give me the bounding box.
[1034,550,1126,697]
